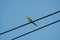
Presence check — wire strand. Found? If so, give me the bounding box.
[12,19,60,40]
[0,10,60,35]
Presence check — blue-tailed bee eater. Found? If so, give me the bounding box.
[26,17,38,27]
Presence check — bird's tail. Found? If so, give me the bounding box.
[32,22,38,27]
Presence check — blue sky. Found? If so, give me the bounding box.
[0,0,60,40]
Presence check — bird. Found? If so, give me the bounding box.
[26,17,38,27]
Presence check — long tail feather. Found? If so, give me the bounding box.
[32,22,38,27]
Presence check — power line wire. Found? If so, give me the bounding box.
[0,10,60,35]
[12,19,60,40]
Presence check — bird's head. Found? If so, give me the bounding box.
[26,16,30,19]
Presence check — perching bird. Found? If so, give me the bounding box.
[26,17,38,27]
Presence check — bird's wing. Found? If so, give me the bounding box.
[27,17,32,22]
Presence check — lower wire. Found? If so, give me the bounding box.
[12,19,60,40]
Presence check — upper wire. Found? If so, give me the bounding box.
[0,10,60,35]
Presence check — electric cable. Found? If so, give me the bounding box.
[0,10,60,35]
[12,19,60,40]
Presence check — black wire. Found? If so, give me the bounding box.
[12,19,60,40]
[0,11,60,35]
